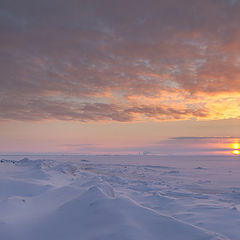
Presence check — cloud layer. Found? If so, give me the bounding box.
[1,0,240,122]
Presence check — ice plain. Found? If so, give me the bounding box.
[0,155,239,240]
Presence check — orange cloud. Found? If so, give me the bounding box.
[1,0,240,122]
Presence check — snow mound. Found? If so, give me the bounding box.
[26,186,226,240]
[0,178,51,200]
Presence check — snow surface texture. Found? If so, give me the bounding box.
[0,155,239,240]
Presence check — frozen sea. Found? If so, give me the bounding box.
[0,155,239,240]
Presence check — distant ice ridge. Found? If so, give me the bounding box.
[0,157,236,240]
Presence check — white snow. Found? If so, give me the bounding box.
[0,155,239,240]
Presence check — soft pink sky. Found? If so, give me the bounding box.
[0,119,239,155]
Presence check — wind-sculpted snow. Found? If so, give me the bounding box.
[0,156,239,239]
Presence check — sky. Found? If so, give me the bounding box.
[0,0,240,155]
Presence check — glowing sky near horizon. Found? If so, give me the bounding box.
[0,0,240,155]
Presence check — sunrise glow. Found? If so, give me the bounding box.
[230,141,240,155]
[232,150,240,155]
